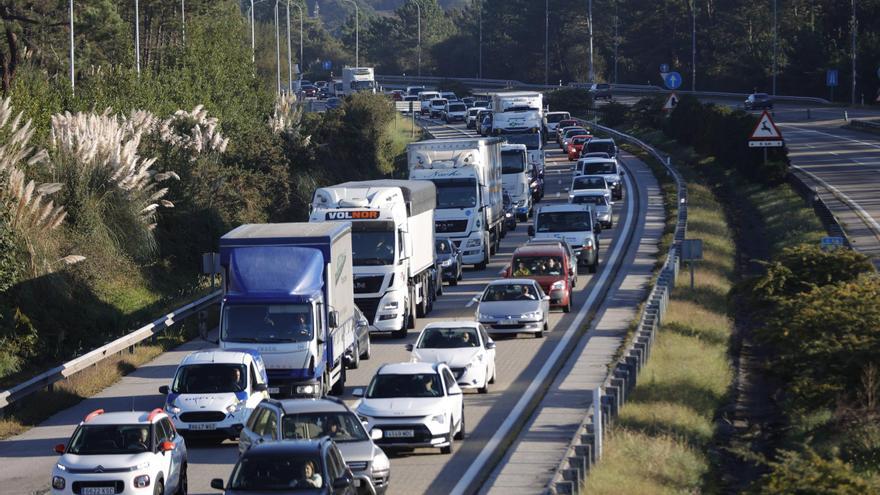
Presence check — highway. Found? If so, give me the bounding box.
[0,115,660,495]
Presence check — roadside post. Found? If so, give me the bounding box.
[681,239,703,289]
[748,110,784,164]
[411,101,416,137]
[201,252,220,341]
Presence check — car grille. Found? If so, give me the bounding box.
[180,411,227,423]
[450,367,466,379]
[436,220,468,233]
[490,323,526,330]
[356,296,382,322]
[374,424,434,445]
[354,275,384,294]
[347,461,369,472]
[72,481,124,494]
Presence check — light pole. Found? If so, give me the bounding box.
[478,0,483,78]
[545,0,549,85]
[291,2,304,81]
[181,0,186,45]
[286,0,293,91]
[588,0,594,82]
[69,0,74,93]
[613,0,618,84]
[851,0,857,105]
[275,0,281,94]
[344,0,359,67]
[691,0,696,91]
[134,0,141,76]
[772,0,777,95]
[410,0,421,77]
[250,0,256,63]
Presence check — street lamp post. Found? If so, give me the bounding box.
[691,0,696,91]
[286,0,293,91]
[275,0,281,94]
[181,0,186,45]
[588,0,594,82]
[772,0,777,95]
[851,0,857,105]
[545,0,549,85]
[134,0,141,76]
[69,0,75,93]
[291,2,304,82]
[613,0,619,84]
[478,0,483,78]
[250,0,256,63]
[411,0,421,77]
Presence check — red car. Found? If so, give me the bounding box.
[504,244,573,312]
[390,90,405,101]
[567,134,592,160]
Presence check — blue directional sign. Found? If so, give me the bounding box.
[659,63,670,74]
[821,236,845,250]
[663,71,682,90]
[322,60,332,70]
[826,69,839,87]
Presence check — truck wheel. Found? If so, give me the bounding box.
[475,248,489,271]
[416,285,428,318]
[330,366,345,396]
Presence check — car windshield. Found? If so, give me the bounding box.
[281,412,368,443]
[351,222,395,266]
[66,425,152,455]
[565,128,587,138]
[546,113,570,123]
[483,283,539,301]
[417,327,480,349]
[583,161,617,174]
[432,99,448,106]
[572,136,589,145]
[172,363,247,394]
[537,211,592,232]
[504,133,542,150]
[573,177,607,190]
[229,454,324,491]
[367,373,443,398]
[586,141,615,154]
[420,93,439,101]
[512,256,565,276]
[448,104,466,112]
[469,109,480,116]
[222,304,313,344]
[571,195,608,206]
[582,152,610,159]
[435,239,454,256]
[501,150,526,173]
[432,179,477,208]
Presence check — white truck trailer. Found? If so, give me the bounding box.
[491,91,544,136]
[342,67,377,95]
[407,137,505,270]
[310,180,437,338]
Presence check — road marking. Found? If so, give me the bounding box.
[782,125,880,151]
[449,166,637,495]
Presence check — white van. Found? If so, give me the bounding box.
[419,91,440,114]
[160,349,270,440]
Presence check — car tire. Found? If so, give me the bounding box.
[441,431,454,455]
[349,342,361,369]
[176,464,188,495]
[536,323,546,338]
[154,479,164,495]
[589,261,598,274]
[449,275,458,286]
[360,334,372,360]
[563,299,571,313]
[490,366,496,384]
[454,408,466,440]
[608,220,613,229]
[478,371,489,394]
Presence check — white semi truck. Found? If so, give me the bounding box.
[407,137,504,270]
[310,180,437,338]
[491,91,544,136]
[501,143,533,221]
[342,67,377,95]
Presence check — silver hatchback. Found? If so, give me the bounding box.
[474,279,551,338]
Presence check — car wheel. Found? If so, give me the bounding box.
[449,274,458,286]
[589,261,598,274]
[489,366,496,384]
[441,431,454,454]
[563,300,571,313]
[457,265,463,281]
[478,370,489,394]
[454,408,466,440]
[176,464,188,495]
[349,341,361,369]
[608,220,613,229]
[536,324,545,338]
[360,334,372,360]
[154,479,164,495]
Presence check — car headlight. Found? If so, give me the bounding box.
[551,280,566,291]
[431,414,446,424]
[505,212,513,218]
[165,400,181,415]
[296,384,317,395]
[372,451,390,473]
[52,476,65,490]
[133,474,151,489]
[441,258,454,267]
[476,312,493,321]
[383,301,399,310]
[55,463,67,472]
[520,310,543,321]
[226,401,243,414]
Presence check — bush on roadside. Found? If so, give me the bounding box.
[755,448,877,494]
[545,87,594,115]
[437,79,472,98]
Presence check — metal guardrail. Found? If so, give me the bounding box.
[547,124,687,495]
[0,290,223,414]
[788,169,850,244]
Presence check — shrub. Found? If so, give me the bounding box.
[601,102,628,128]
[755,449,877,494]
[437,79,472,98]
[627,96,666,130]
[545,87,594,115]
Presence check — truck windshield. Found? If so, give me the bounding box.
[351,222,395,266]
[172,363,247,394]
[504,133,542,150]
[351,80,375,91]
[222,304,313,343]
[546,113,570,123]
[537,211,592,232]
[432,179,478,209]
[501,151,526,174]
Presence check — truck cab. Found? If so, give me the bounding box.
[528,204,600,273]
[501,143,533,221]
[503,132,545,200]
[218,223,356,398]
[342,67,377,95]
[491,91,544,135]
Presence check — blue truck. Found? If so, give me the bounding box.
[218,223,356,397]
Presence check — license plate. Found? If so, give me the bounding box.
[189,423,216,431]
[385,429,414,438]
[82,488,115,495]
[503,318,517,325]
[268,387,280,394]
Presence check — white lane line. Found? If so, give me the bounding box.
[793,166,880,241]
[449,166,638,495]
[782,125,880,151]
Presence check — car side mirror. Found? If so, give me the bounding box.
[210,479,225,490]
[54,443,65,454]
[333,477,353,489]
[353,388,364,397]
[405,343,414,352]
[543,295,551,301]
[370,429,383,440]
[253,383,268,392]
[486,341,496,350]
[328,310,339,329]
[448,385,463,396]
[158,385,169,395]
[160,441,175,453]
[527,226,535,237]
[472,295,480,304]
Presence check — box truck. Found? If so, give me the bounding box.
[491,91,544,136]
[342,67,377,95]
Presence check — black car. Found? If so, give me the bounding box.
[584,138,617,158]
[502,191,517,233]
[325,97,342,110]
[744,93,774,110]
[211,439,357,494]
[435,237,463,285]
[589,83,612,101]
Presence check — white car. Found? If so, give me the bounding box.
[440,91,458,101]
[406,321,496,393]
[466,108,481,129]
[576,156,624,200]
[569,174,611,204]
[442,101,468,123]
[51,409,187,495]
[159,349,270,440]
[354,362,464,455]
[429,98,448,119]
[543,111,572,140]
[570,190,613,228]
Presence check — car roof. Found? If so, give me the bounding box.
[180,349,255,366]
[513,245,566,256]
[538,203,592,213]
[573,175,608,182]
[570,190,607,197]
[378,362,439,375]
[578,157,617,164]
[245,439,327,456]
[277,398,351,415]
[422,321,481,332]
[84,410,162,426]
[487,278,539,286]
[546,111,570,116]
[588,138,614,144]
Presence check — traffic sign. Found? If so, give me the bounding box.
[663,93,679,111]
[681,239,703,261]
[749,111,783,140]
[748,140,785,148]
[663,71,682,90]
[821,236,845,250]
[322,60,332,70]
[826,69,839,87]
[660,63,670,74]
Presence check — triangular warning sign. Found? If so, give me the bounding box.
[749,111,783,140]
[663,92,678,111]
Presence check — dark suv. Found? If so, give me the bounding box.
[744,93,774,110]
[589,83,612,101]
[213,439,357,494]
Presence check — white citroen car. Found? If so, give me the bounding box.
[406,321,496,394]
[51,409,187,495]
[354,362,464,455]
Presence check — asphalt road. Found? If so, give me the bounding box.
[0,117,654,495]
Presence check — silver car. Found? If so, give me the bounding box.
[239,397,390,494]
[570,190,613,229]
[474,279,551,338]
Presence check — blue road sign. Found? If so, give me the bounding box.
[663,71,682,90]
[826,69,839,87]
[820,236,845,250]
[322,60,332,70]
[659,63,670,74]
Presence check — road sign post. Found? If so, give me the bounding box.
[748,111,784,160]
[681,239,703,289]
[827,69,839,101]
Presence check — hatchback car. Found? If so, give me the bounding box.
[583,138,618,159]
[354,362,464,455]
[526,238,579,288]
[570,175,611,203]
[555,120,581,142]
[435,237,463,285]
[406,322,496,393]
[543,111,572,142]
[529,204,600,273]
[560,127,589,151]
[567,135,592,160]
[238,397,390,494]
[479,113,493,136]
[429,98,448,118]
[744,93,774,110]
[504,244,574,312]
[213,439,356,494]
[475,279,550,338]
[52,409,187,495]
[577,157,623,200]
[570,190,613,229]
